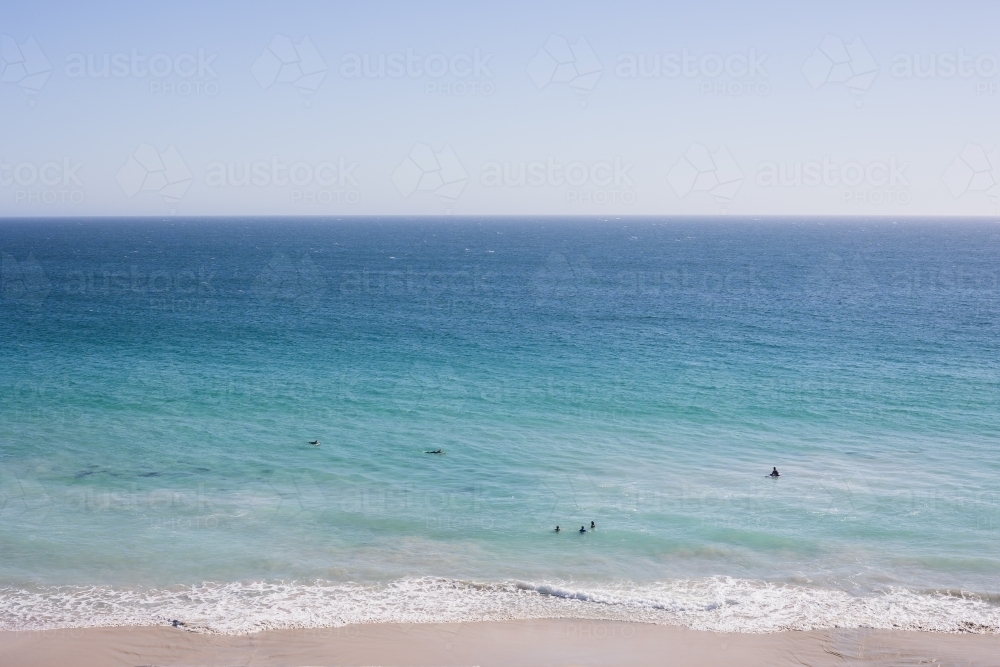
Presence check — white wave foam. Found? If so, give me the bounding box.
[1,577,998,635]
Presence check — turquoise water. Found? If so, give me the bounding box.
[1,218,999,633]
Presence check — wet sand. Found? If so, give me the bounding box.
[3,619,1000,666]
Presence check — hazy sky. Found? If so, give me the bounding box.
[1,0,999,217]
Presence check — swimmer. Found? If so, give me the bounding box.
[590,521,595,529]
[554,526,560,532]
[579,525,587,533]
[308,440,320,445]
[770,467,780,477]
[425,449,444,454]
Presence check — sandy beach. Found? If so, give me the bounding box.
[2,619,999,667]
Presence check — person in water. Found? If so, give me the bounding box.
[590,521,595,529]
[554,526,560,532]
[770,467,780,477]
[425,449,443,454]
[579,525,587,533]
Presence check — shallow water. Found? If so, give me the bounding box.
[1,218,999,632]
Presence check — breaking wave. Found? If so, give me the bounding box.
[2,576,999,635]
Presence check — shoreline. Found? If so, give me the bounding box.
[4,576,1000,636]
[3,619,1000,666]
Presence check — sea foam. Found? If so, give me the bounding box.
[1,577,998,635]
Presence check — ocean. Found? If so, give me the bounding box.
[1,217,999,634]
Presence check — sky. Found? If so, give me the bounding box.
[1,0,999,217]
